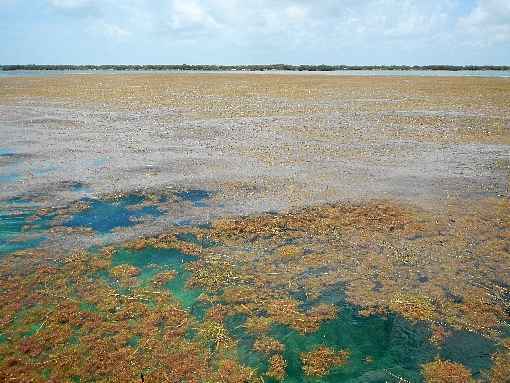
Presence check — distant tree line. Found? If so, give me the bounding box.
[1,64,509,72]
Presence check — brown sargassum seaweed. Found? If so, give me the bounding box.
[0,197,509,381]
[300,346,351,377]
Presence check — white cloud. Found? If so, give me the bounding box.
[29,0,509,63]
[93,22,131,39]
[168,0,221,36]
[48,0,94,9]
[459,0,510,44]
[42,0,457,44]
[285,5,307,23]
[461,0,510,26]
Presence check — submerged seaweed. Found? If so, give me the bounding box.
[0,194,508,382]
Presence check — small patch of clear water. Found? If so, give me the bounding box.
[176,189,212,207]
[0,198,53,256]
[112,246,201,309]
[64,195,162,233]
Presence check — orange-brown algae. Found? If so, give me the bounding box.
[421,359,473,383]
[267,354,287,381]
[300,346,351,376]
[252,336,284,355]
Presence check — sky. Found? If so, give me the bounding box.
[0,0,509,65]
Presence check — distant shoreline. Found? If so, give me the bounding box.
[1,64,510,72]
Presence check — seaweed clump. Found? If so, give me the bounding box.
[213,359,259,383]
[244,316,273,335]
[110,264,141,286]
[196,320,236,351]
[390,293,437,322]
[421,360,473,383]
[125,232,203,256]
[300,346,350,376]
[488,340,510,383]
[253,336,284,354]
[110,264,141,279]
[267,354,287,381]
[266,300,338,334]
[186,259,241,292]
[152,270,177,286]
[266,299,338,334]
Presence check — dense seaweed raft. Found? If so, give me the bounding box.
[0,189,509,382]
[1,73,509,382]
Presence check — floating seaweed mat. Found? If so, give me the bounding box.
[222,298,497,382]
[0,245,502,382]
[0,193,508,382]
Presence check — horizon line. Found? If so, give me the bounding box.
[2,64,510,72]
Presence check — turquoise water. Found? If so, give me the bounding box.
[0,149,21,185]
[64,195,162,233]
[225,312,430,382]
[224,301,495,382]
[112,246,201,309]
[0,149,15,156]
[113,243,496,382]
[0,199,52,255]
[176,189,212,207]
[0,194,500,381]
[0,174,18,183]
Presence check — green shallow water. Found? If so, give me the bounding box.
[225,308,495,382]
[0,199,53,256]
[115,245,496,382]
[112,246,202,309]
[0,194,501,382]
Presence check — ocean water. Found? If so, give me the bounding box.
[0,149,21,186]
[0,198,51,256]
[176,189,213,207]
[111,246,202,309]
[108,242,496,382]
[64,195,162,233]
[0,69,509,78]
[0,192,501,381]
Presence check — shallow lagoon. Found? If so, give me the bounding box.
[0,192,503,382]
[0,73,509,382]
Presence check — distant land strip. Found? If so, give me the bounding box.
[1,64,510,72]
